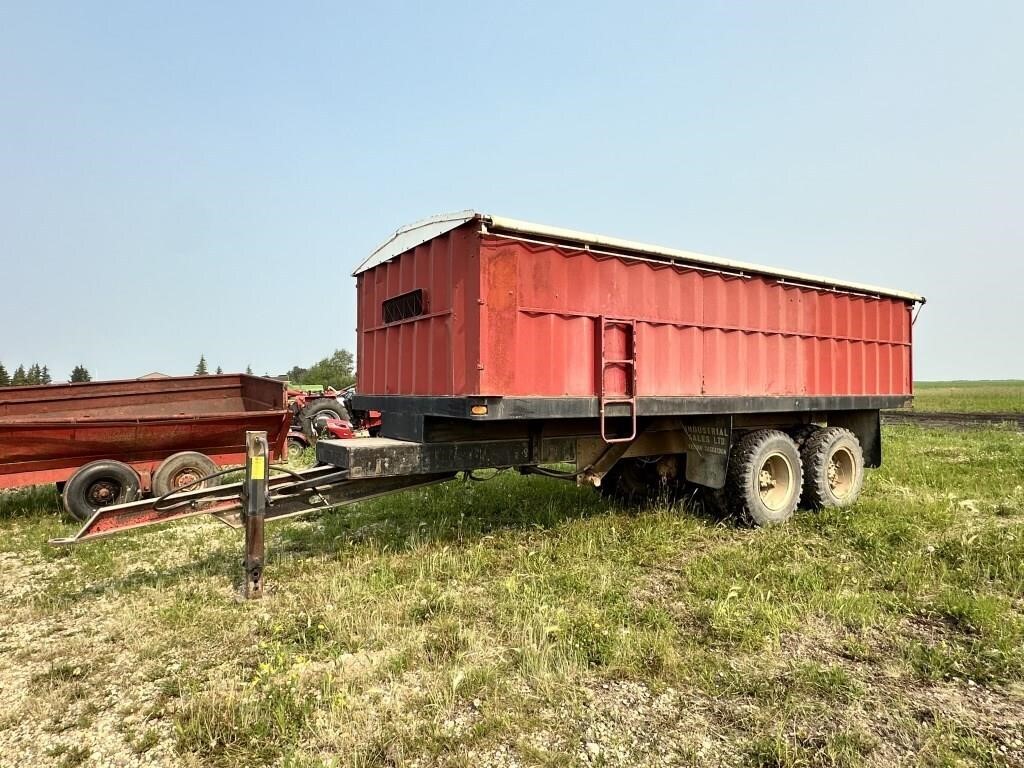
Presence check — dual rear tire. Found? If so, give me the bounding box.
[716,426,865,526]
[800,427,865,510]
[724,430,804,526]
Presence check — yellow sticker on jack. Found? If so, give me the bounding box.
[250,456,267,480]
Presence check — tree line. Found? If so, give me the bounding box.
[0,349,356,389]
[0,362,92,386]
[192,355,249,376]
[192,350,355,390]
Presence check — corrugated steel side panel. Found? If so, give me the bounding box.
[476,236,912,398]
[356,229,914,400]
[356,224,480,397]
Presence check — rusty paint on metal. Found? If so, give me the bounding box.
[0,374,289,490]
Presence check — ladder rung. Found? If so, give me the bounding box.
[599,315,638,443]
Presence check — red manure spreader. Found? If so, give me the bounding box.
[46,211,924,596]
[0,374,289,521]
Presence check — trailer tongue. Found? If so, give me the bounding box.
[49,461,453,546]
[50,430,459,597]
[50,431,575,547]
[47,428,581,596]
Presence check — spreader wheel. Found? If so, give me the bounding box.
[152,452,220,496]
[286,437,308,463]
[800,427,865,509]
[725,430,803,526]
[63,460,142,523]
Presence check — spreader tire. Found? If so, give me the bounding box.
[725,430,803,526]
[152,452,220,496]
[63,460,142,523]
[286,437,307,463]
[800,427,865,509]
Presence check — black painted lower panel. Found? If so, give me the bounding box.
[316,437,576,479]
[351,394,909,421]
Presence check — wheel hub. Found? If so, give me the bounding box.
[827,447,855,498]
[173,469,201,489]
[86,480,120,507]
[757,452,793,511]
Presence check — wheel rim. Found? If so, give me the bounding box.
[757,452,794,511]
[827,447,856,499]
[86,479,121,507]
[171,468,202,490]
[288,442,303,460]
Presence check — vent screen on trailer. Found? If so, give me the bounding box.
[382,289,425,324]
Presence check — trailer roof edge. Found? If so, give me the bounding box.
[354,211,925,304]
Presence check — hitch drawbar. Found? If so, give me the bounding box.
[48,432,576,596]
[49,431,455,597]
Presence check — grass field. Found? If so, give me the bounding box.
[911,381,1024,414]
[2,425,1023,766]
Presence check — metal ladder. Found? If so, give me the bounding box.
[598,317,637,443]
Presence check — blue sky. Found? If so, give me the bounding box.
[1,1,1021,381]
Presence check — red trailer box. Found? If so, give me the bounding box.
[353,211,921,421]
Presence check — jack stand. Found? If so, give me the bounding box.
[242,430,268,599]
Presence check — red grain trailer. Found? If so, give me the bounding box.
[0,374,289,520]
[344,211,923,523]
[53,213,923,595]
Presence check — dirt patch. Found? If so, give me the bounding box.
[883,411,1024,431]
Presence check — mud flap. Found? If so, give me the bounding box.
[829,410,882,468]
[683,416,732,489]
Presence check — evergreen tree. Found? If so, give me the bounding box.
[27,363,41,385]
[70,365,92,383]
[41,366,52,384]
[215,366,223,375]
[0,362,9,387]
[245,365,253,375]
[12,365,27,386]
[195,355,209,376]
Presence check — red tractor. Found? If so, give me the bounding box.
[340,386,383,435]
[287,387,348,437]
[285,385,382,461]
[285,419,355,462]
